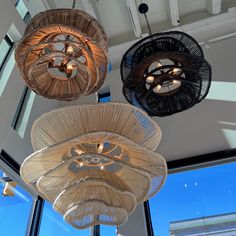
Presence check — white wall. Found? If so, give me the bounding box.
[0,1,60,164]
[117,205,148,236]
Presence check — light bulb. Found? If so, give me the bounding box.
[146,76,155,84]
[75,149,83,155]
[79,162,84,167]
[67,46,73,53]
[153,84,162,93]
[100,165,104,170]
[97,143,104,154]
[157,62,162,68]
[173,80,179,85]
[67,64,73,70]
[172,68,182,75]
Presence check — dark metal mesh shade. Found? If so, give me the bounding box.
[120,31,211,116]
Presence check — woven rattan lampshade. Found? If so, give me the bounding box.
[20,103,167,229]
[15,9,108,101]
[120,31,211,116]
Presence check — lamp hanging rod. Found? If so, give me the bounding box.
[144,14,152,35]
[72,0,77,9]
[138,3,152,35]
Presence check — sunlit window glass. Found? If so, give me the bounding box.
[149,162,236,236]
[15,0,29,21]
[39,201,91,236]
[0,35,13,70]
[12,87,36,138]
[100,225,117,236]
[0,171,33,235]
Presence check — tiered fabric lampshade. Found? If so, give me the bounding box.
[15,9,108,101]
[120,31,211,116]
[20,103,167,229]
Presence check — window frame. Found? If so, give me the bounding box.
[0,34,14,72]
[15,0,30,22]
[98,92,111,102]
[0,150,39,236]
[144,148,236,236]
[12,86,29,130]
[12,86,36,138]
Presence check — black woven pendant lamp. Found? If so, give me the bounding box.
[120,3,211,117]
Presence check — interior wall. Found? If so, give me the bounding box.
[0,1,60,164]
[117,205,148,236]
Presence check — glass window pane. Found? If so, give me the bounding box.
[100,225,117,236]
[16,0,28,20]
[0,39,10,67]
[39,201,91,236]
[0,173,33,235]
[0,49,15,96]
[149,162,236,236]
[98,92,111,103]
[14,88,36,138]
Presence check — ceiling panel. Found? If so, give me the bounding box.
[135,0,169,27]
[178,0,207,16]
[97,0,133,39]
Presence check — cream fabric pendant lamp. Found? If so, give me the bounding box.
[15,1,108,101]
[20,103,167,229]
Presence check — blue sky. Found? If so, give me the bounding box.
[0,171,33,236]
[149,161,236,235]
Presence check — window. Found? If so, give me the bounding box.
[12,87,36,138]
[15,0,30,22]
[39,201,91,236]
[0,35,13,71]
[98,92,111,103]
[0,169,34,235]
[0,34,15,96]
[100,225,117,236]
[149,161,236,236]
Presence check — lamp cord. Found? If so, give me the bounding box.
[72,0,77,9]
[144,13,152,35]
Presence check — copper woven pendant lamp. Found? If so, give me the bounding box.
[20,103,167,229]
[15,0,108,101]
[120,3,211,116]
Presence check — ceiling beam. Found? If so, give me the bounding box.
[206,0,222,15]
[109,9,236,68]
[125,0,142,38]
[168,0,180,27]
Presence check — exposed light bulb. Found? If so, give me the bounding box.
[157,62,162,68]
[146,76,155,84]
[173,80,180,85]
[100,165,105,170]
[67,64,73,70]
[153,84,162,93]
[97,143,104,154]
[172,68,182,75]
[79,162,84,167]
[67,46,73,53]
[75,149,83,155]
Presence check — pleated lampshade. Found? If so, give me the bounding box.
[15,9,108,101]
[20,103,167,229]
[120,31,211,116]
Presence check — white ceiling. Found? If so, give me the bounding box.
[29,0,236,161]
